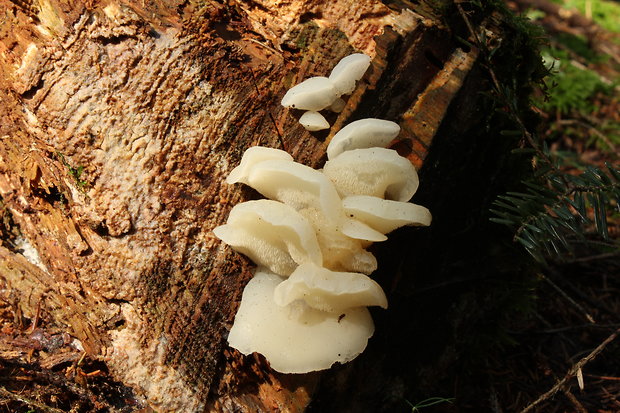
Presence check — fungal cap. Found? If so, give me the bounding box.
[281,76,338,111]
[323,148,420,202]
[340,218,387,242]
[213,200,323,275]
[299,111,330,131]
[245,159,343,225]
[227,146,293,185]
[273,262,388,312]
[328,53,371,95]
[228,270,375,374]
[326,118,401,160]
[305,218,378,275]
[343,195,432,234]
[212,224,293,275]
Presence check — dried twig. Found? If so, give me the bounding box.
[586,374,620,381]
[519,327,620,413]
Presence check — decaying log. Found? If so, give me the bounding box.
[0,0,498,410]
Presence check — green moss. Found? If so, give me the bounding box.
[56,152,88,191]
[539,48,613,114]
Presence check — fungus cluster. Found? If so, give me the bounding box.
[281,53,371,131]
[213,54,431,374]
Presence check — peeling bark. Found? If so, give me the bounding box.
[0,0,493,410]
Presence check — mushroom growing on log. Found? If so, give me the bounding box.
[0,0,503,411]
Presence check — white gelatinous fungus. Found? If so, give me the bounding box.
[273,262,388,312]
[326,118,401,160]
[221,79,432,372]
[299,111,330,131]
[212,200,323,276]
[343,195,432,234]
[281,77,338,111]
[328,97,346,113]
[305,217,378,275]
[244,159,343,225]
[323,148,420,202]
[328,53,371,95]
[227,270,375,374]
[226,146,293,185]
[228,153,384,273]
[340,217,388,242]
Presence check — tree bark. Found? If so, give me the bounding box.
[0,0,488,411]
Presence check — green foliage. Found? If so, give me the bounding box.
[539,48,613,114]
[491,153,620,264]
[476,5,620,265]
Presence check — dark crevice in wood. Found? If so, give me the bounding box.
[213,22,242,40]
[21,78,45,100]
[299,11,322,23]
[31,186,67,208]
[359,10,391,19]
[424,49,445,69]
[0,197,21,253]
[92,222,109,237]
[92,34,134,45]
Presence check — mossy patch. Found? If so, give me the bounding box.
[539,48,614,114]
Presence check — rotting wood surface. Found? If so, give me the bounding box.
[0,0,486,410]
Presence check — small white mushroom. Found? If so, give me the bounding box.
[328,53,371,95]
[273,262,388,312]
[281,77,338,111]
[244,159,343,225]
[323,148,420,202]
[212,200,323,275]
[343,195,432,234]
[227,270,375,374]
[326,118,401,160]
[299,111,330,131]
[227,146,293,185]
